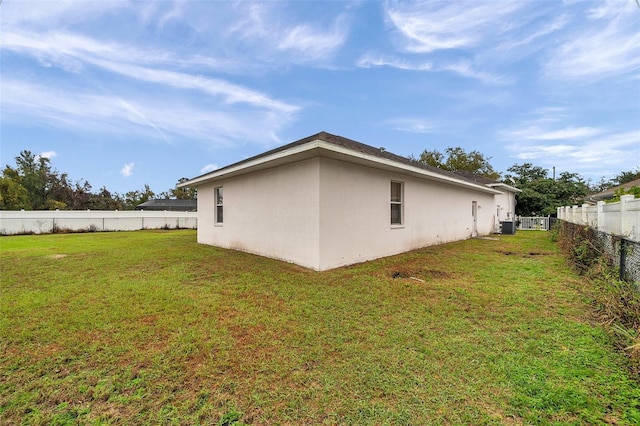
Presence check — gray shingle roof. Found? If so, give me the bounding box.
[188,131,493,188]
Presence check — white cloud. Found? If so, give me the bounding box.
[384,1,524,53]
[1,79,295,145]
[226,3,351,64]
[37,151,57,160]
[276,15,349,61]
[544,0,640,80]
[387,118,435,134]
[121,163,135,177]
[356,53,509,85]
[2,30,298,114]
[200,164,219,174]
[357,53,432,71]
[508,130,640,172]
[503,126,603,141]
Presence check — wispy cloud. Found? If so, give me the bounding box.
[37,151,57,160]
[544,0,640,81]
[384,1,524,53]
[509,130,640,166]
[386,117,435,134]
[1,80,295,144]
[356,53,509,85]
[502,126,603,141]
[200,164,219,174]
[276,15,350,61]
[3,30,298,114]
[121,163,135,177]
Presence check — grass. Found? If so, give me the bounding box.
[1,230,639,425]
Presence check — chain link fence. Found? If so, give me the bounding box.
[558,220,640,285]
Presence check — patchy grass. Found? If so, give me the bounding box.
[1,230,639,425]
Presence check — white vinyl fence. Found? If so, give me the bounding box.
[557,195,640,242]
[0,210,197,235]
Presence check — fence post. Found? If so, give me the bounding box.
[620,195,634,238]
[620,238,627,281]
[571,205,578,224]
[596,201,604,232]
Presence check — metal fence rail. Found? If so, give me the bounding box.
[560,220,640,285]
[517,216,551,231]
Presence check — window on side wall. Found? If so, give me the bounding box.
[391,181,403,226]
[215,187,223,224]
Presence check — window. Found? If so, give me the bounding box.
[390,181,403,225]
[215,187,223,224]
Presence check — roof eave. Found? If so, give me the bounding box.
[180,138,502,195]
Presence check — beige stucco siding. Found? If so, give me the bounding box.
[196,158,321,270]
[317,158,496,270]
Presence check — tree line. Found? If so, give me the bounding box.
[1,148,638,214]
[0,150,195,211]
[414,147,639,216]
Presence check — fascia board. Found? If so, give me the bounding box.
[315,141,503,195]
[178,140,323,187]
[487,183,522,193]
[180,138,502,195]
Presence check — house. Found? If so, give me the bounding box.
[179,132,520,271]
[585,178,640,204]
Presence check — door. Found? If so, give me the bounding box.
[472,201,478,237]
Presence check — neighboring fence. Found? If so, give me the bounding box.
[517,216,552,231]
[0,210,197,235]
[558,220,640,285]
[557,195,640,242]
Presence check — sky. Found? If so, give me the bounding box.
[2,0,639,195]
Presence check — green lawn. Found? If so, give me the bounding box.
[1,230,639,425]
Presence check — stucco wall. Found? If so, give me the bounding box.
[196,158,321,269]
[317,158,496,270]
[196,155,501,271]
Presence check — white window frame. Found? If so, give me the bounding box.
[215,186,223,225]
[390,181,403,227]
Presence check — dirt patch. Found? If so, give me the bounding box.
[48,254,68,259]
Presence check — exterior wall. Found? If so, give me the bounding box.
[195,155,501,271]
[196,158,321,269]
[494,191,516,221]
[317,158,496,270]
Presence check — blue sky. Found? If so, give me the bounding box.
[2,0,639,195]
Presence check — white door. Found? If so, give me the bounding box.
[472,201,478,237]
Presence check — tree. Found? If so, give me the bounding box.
[6,150,55,210]
[612,168,640,186]
[123,184,155,210]
[159,177,197,200]
[88,187,124,210]
[414,146,500,179]
[0,175,28,210]
[505,163,589,216]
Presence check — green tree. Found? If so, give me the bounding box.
[6,150,55,209]
[612,168,640,185]
[88,187,124,210]
[124,184,155,210]
[414,146,500,179]
[505,164,589,216]
[0,175,28,210]
[159,178,197,200]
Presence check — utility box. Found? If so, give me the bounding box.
[501,221,516,235]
